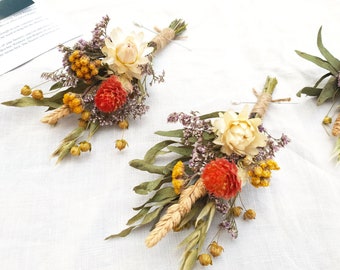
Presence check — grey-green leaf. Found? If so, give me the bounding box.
[2,97,61,109]
[104,226,136,239]
[295,50,338,75]
[317,26,340,71]
[126,207,151,225]
[129,159,170,175]
[167,145,193,157]
[144,140,177,164]
[317,76,338,105]
[296,87,323,97]
[155,129,183,138]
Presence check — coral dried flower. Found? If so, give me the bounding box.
[201,158,242,199]
[94,75,127,113]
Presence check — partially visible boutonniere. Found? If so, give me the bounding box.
[106,76,290,269]
[295,27,340,162]
[2,16,187,163]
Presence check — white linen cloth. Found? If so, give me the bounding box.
[0,0,339,269]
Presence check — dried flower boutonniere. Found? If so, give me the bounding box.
[106,76,290,269]
[296,27,340,162]
[2,16,187,163]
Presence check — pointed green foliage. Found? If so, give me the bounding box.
[317,26,340,71]
[105,226,136,240]
[296,87,323,97]
[317,76,338,105]
[2,97,61,109]
[133,186,177,210]
[127,207,151,225]
[129,159,170,175]
[295,50,338,75]
[167,145,193,157]
[133,176,171,195]
[155,129,184,138]
[144,140,177,163]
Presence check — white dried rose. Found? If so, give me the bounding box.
[212,106,267,157]
[101,28,153,79]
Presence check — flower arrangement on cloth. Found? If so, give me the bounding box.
[2,16,187,163]
[296,27,340,162]
[106,76,290,269]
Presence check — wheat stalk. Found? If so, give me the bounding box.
[40,105,71,125]
[145,178,206,248]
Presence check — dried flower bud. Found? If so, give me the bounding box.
[118,120,129,129]
[209,241,224,257]
[79,141,91,152]
[78,119,87,128]
[70,145,81,156]
[115,139,128,151]
[198,253,212,266]
[243,209,256,220]
[81,111,91,121]
[20,85,31,96]
[31,89,43,100]
[322,116,332,125]
[231,206,243,217]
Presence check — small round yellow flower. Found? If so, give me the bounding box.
[81,111,91,121]
[198,253,212,266]
[172,160,184,179]
[209,241,224,257]
[79,141,91,152]
[231,206,243,217]
[115,139,128,151]
[243,209,256,220]
[118,120,129,129]
[323,116,332,125]
[70,145,81,156]
[31,89,43,100]
[172,179,184,195]
[72,105,84,114]
[20,85,31,96]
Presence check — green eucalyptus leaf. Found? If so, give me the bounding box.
[126,207,151,225]
[155,129,183,138]
[295,50,338,75]
[144,140,177,164]
[317,76,338,105]
[140,207,164,225]
[167,145,193,157]
[2,97,61,109]
[313,72,332,88]
[317,26,340,71]
[133,186,177,210]
[105,226,136,239]
[133,176,171,195]
[129,159,170,175]
[296,87,323,97]
[49,81,64,91]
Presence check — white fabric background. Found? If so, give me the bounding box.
[0,0,339,269]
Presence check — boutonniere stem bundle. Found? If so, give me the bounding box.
[2,16,186,163]
[106,76,290,269]
[296,27,340,162]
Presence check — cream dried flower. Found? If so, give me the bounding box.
[212,105,267,157]
[101,28,153,79]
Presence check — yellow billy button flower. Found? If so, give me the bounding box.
[208,241,224,257]
[79,141,91,152]
[31,89,43,100]
[81,111,91,121]
[231,206,243,217]
[115,139,128,151]
[198,253,212,266]
[70,145,81,156]
[243,209,256,220]
[171,161,185,194]
[118,120,129,129]
[20,85,32,96]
